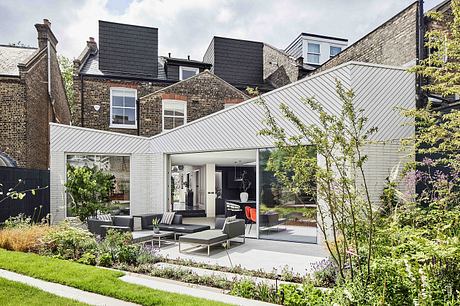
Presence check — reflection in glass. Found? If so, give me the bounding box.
[66,155,130,217]
[258,148,317,243]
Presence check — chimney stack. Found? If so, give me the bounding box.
[187,55,190,60]
[35,19,58,49]
[86,37,98,53]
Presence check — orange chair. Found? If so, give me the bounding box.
[248,207,257,233]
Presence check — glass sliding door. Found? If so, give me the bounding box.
[258,148,317,243]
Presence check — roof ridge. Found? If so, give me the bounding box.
[0,44,37,50]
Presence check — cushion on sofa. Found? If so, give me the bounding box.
[160,212,175,225]
[158,223,210,233]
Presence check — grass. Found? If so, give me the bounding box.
[0,249,228,306]
[0,277,87,306]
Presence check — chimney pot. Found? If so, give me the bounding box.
[168,52,171,58]
[88,37,95,42]
[187,55,190,60]
[43,19,51,27]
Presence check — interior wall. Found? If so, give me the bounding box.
[216,166,256,201]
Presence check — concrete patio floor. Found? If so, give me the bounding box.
[157,237,329,275]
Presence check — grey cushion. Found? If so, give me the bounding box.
[179,229,228,245]
[112,215,134,231]
[223,219,245,239]
[158,223,210,233]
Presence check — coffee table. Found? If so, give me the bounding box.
[132,231,174,249]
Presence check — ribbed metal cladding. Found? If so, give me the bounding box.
[50,124,150,154]
[50,62,415,155]
[150,62,415,154]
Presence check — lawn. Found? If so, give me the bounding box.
[0,249,228,306]
[0,277,87,306]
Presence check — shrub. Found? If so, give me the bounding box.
[280,282,327,306]
[98,229,148,266]
[98,252,113,267]
[2,214,32,229]
[41,223,97,260]
[77,252,97,265]
[311,259,337,288]
[0,224,53,252]
[230,279,256,300]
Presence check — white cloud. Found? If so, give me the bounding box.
[0,0,445,60]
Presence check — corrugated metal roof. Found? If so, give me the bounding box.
[149,61,415,153]
[51,62,415,156]
[0,45,37,76]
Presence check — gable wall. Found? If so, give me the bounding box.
[140,72,247,136]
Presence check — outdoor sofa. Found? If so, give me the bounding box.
[179,217,245,256]
[87,215,134,237]
[137,213,210,238]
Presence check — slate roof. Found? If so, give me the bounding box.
[0,45,37,76]
[80,51,167,80]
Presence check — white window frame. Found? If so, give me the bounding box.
[179,66,199,80]
[162,99,187,131]
[109,87,137,129]
[306,42,321,64]
[329,45,342,58]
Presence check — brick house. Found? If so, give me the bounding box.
[73,21,247,137]
[0,19,70,169]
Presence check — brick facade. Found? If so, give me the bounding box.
[0,78,27,166]
[0,21,70,169]
[139,71,248,136]
[263,44,300,88]
[75,70,248,137]
[313,2,419,74]
[72,77,166,135]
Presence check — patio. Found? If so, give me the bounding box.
[154,235,328,275]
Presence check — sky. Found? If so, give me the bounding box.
[0,0,444,60]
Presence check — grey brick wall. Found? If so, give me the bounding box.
[263,44,299,87]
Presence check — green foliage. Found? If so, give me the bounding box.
[41,223,97,260]
[0,249,228,306]
[230,279,256,299]
[98,229,147,266]
[258,80,377,284]
[98,252,113,267]
[409,0,460,97]
[58,55,75,116]
[65,165,115,222]
[279,283,327,306]
[77,252,97,266]
[2,214,32,229]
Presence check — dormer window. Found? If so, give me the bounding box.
[330,46,342,58]
[307,43,320,64]
[179,66,199,80]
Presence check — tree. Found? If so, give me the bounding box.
[258,81,377,284]
[58,55,75,116]
[65,165,115,222]
[411,0,460,97]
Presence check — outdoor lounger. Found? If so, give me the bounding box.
[179,218,245,256]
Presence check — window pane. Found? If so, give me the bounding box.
[330,46,341,57]
[307,43,320,54]
[174,117,184,128]
[307,53,320,64]
[164,117,174,130]
[124,96,136,108]
[112,96,124,107]
[112,107,124,124]
[124,108,136,125]
[181,69,198,80]
[164,109,174,116]
[174,108,185,117]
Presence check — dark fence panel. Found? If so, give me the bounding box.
[0,167,50,223]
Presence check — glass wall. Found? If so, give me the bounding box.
[66,154,130,216]
[170,165,205,212]
[258,148,317,243]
